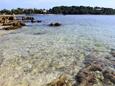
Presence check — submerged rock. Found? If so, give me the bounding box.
[110,49,115,57]
[75,54,115,86]
[31,20,42,23]
[37,20,42,23]
[12,21,25,27]
[46,74,72,86]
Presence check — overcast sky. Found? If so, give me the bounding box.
[0,0,115,9]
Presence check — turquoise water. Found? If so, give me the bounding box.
[0,15,115,85]
[1,15,115,57]
[16,15,115,48]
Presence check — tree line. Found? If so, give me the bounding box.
[0,6,115,15]
[48,6,115,15]
[0,8,47,14]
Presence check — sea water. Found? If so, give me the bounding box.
[0,15,115,85]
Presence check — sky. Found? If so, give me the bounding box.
[0,0,115,9]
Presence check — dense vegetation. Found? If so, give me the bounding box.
[48,6,115,15]
[0,8,47,14]
[0,6,115,15]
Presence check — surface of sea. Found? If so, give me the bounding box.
[0,15,115,56]
[0,15,115,85]
[1,15,115,54]
[19,15,115,48]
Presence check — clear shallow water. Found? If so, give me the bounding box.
[14,15,115,48]
[0,15,115,85]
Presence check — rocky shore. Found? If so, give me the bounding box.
[0,15,43,31]
[0,15,114,86]
[0,15,26,30]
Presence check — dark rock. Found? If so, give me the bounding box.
[31,20,42,23]
[2,21,25,30]
[2,26,20,30]
[33,32,46,35]
[12,21,25,27]
[49,23,53,26]
[37,20,42,23]
[22,16,34,21]
[31,20,35,23]
[9,16,14,20]
[75,54,115,86]
[21,16,42,23]
[103,70,115,84]
[75,64,97,86]
[54,23,61,26]
[49,22,61,27]
[47,74,72,86]
[110,49,115,57]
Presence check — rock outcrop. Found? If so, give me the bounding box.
[0,15,26,30]
[49,23,61,27]
[2,21,25,30]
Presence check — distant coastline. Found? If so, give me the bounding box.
[0,6,115,15]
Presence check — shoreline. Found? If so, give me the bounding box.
[0,26,15,36]
[0,15,115,86]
